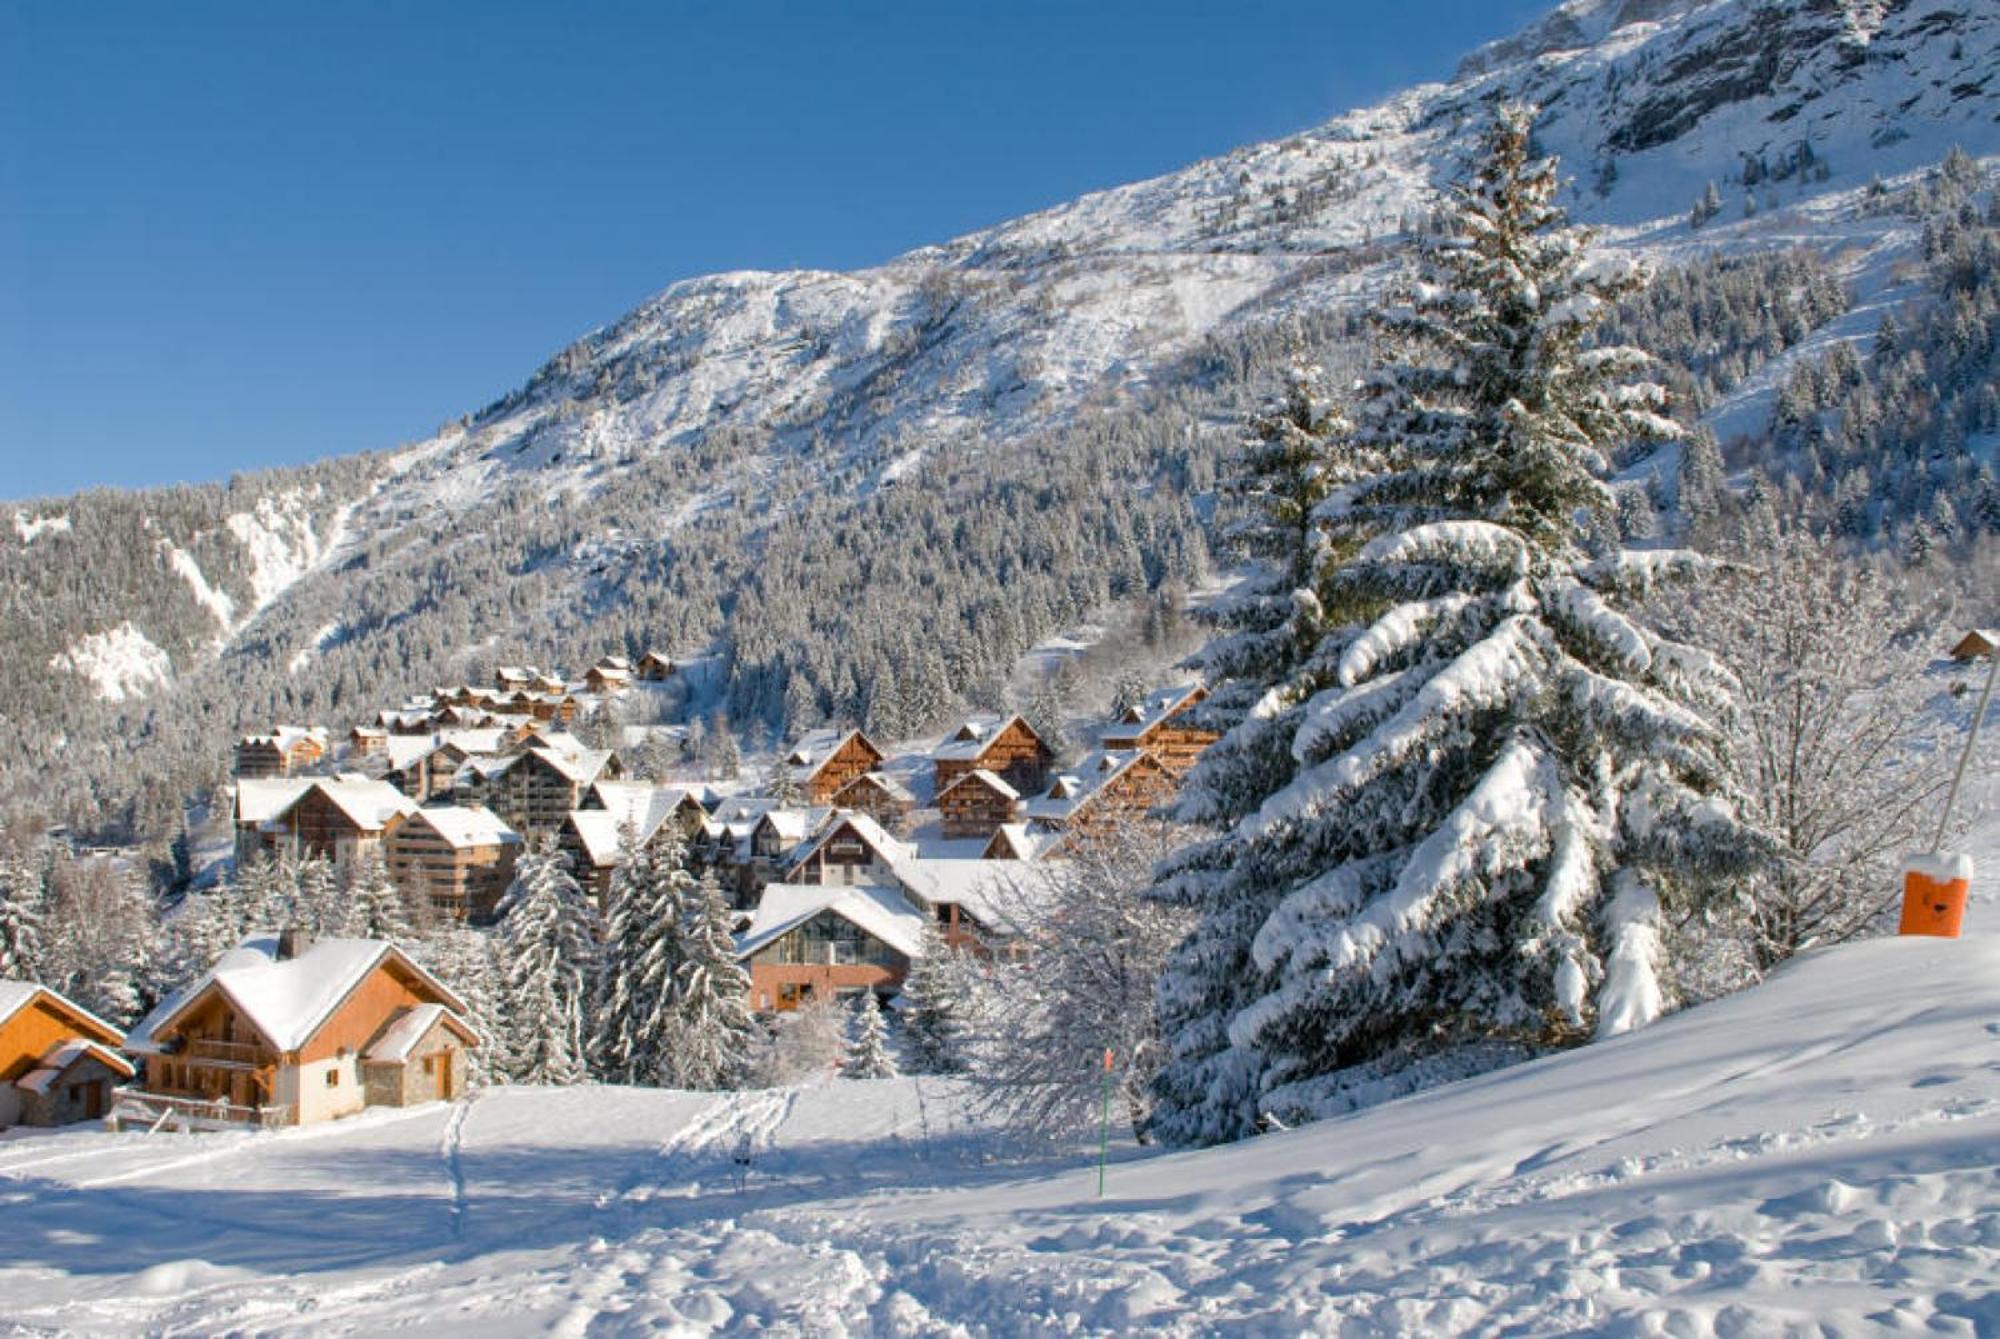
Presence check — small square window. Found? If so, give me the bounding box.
[422,1056,436,1075]
[325,1070,339,1088]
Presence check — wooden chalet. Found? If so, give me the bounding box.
[936,768,1022,839]
[980,822,1059,862]
[735,881,929,1012]
[349,726,389,758]
[384,805,522,924]
[1949,628,1998,661]
[560,782,709,904]
[0,981,132,1129]
[385,728,507,803]
[831,771,916,834]
[233,726,330,779]
[124,931,478,1129]
[1101,683,1218,779]
[636,651,677,681]
[238,776,418,865]
[931,714,1054,797]
[484,743,620,838]
[494,665,538,691]
[785,728,886,804]
[585,655,634,694]
[1024,749,1177,847]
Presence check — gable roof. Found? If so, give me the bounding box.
[407,805,521,851]
[132,936,467,1056]
[567,783,704,867]
[306,777,421,833]
[784,728,882,778]
[936,767,1021,804]
[1024,749,1161,825]
[363,1003,478,1063]
[1103,682,1208,740]
[516,745,616,787]
[834,770,917,805]
[235,778,315,826]
[787,810,911,871]
[0,979,125,1048]
[734,881,932,963]
[932,713,1040,763]
[1950,628,1999,658]
[17,1038,136,1092]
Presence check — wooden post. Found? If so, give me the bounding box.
[1097,1048,1114,1198]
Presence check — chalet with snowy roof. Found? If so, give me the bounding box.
[1025,749,1176,847]
[349,725,388,758]
[1950,628,1998,661]
[936,768,1023,839]
[637,650,677,681]
[378,707,438,736]
[560,781,708,903]
[981,822,1059,862]
[785,728,886,804]
[1101,683,1218,779]
[481,744,621,838]
[386,728,509,803]
[584,656,634,694]
[735,882,929,1012]
[931,714,1054,797]
[123,931,478,1129]
[239,776,419,866]
[384,805,522,924]
[234,726,330,779]
[0,981,132,1129]
[831,771,916,833]
[494,665,537,691]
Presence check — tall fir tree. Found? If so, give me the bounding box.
[294,857,345,937]
[898,921,971,1075]
[495,837,602,1086]
[845,990,897,1079]
[593,823,695,1085]
[1152,105,1760,1145]
[662,867,759,1090]
[341,848,415,941]
[410,926,512,1085]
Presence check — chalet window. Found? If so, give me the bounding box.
[423,1056,436,1075]
[325,1070,340,1088]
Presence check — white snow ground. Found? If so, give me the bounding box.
[7,924,2000,1333]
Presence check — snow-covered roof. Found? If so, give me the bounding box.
[931,714,1033,762]
[982,823,1061,862]
[512,745,616,787]
[15,1038,135,1093]
[595,655,633,673]
[1103,682,1206,740]
[937,767,1021,803]
[234,778,314,826]
[787,810,912,871]
[384,733,447,771]
[567,783,702,867]
[362,1003,473,1063]
[1024,750,1154,824]
[707,794,780,826]
[785,728,879,778]
[757,805,838,848]
[307,778,421,833]
[0,979,125,1045]
[835,771,916,805]
[239,725,328,753]
[410,805,520,851]
[734,882,932,963]
[132,936,466,1057]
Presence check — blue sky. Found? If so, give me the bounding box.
[0,1,1552,500]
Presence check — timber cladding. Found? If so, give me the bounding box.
[0,994,120,1084]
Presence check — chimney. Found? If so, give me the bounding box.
[277,926,312,961]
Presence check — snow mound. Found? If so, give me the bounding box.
[47,622,172,702]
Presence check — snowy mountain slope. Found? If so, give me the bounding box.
[4,0,1996,835]
[5,927,1998,1333]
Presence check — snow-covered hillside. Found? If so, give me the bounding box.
[5,927,1998,1333]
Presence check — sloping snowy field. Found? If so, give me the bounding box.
[4,927,2000,1335]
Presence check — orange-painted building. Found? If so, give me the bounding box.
[0,981,131,1128]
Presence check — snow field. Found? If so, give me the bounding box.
[3,930,1999,1334]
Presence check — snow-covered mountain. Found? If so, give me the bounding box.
[3,0,1996,832]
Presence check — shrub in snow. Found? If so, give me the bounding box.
[751,995,846,1086]
[1660,519,1954,985]
[1152,105,1761,1145]
[845,991,897,1079]
[963,822,1192,1143]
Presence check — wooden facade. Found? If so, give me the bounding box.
[0,983,127,1130]
[278,783,412,864]
[936,769,1022,839]
[1101,685,1218,779]
[789,730,886,805]
[234,729,328,779]
[1030,751,1178,847]
[932,715,1054,797]
[744,913,909,1012]
[830,772,915,833]
[637,651,677,681]
[488,748,619,838]
[384,808,521,924]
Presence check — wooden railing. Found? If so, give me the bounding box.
[185,1038,275,1067]
[111,1088,293,1130]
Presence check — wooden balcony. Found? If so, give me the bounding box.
[109,1088,294,1131]
[185,1038,276,1069]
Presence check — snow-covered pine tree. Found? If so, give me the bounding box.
[495,837,602,1086]
[663,867,759,1090]
[1152,104,1759,1145]
[845,990,897,1079]
[232,851,298,935]
[898,920,972,1074]
[293,856,344,937]
[593,822,694,1085]
[0,848,46,980]
[1148,363,1377,1146]
[341,849,414,941]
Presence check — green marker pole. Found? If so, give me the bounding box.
[1097,1047,1113,1198]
